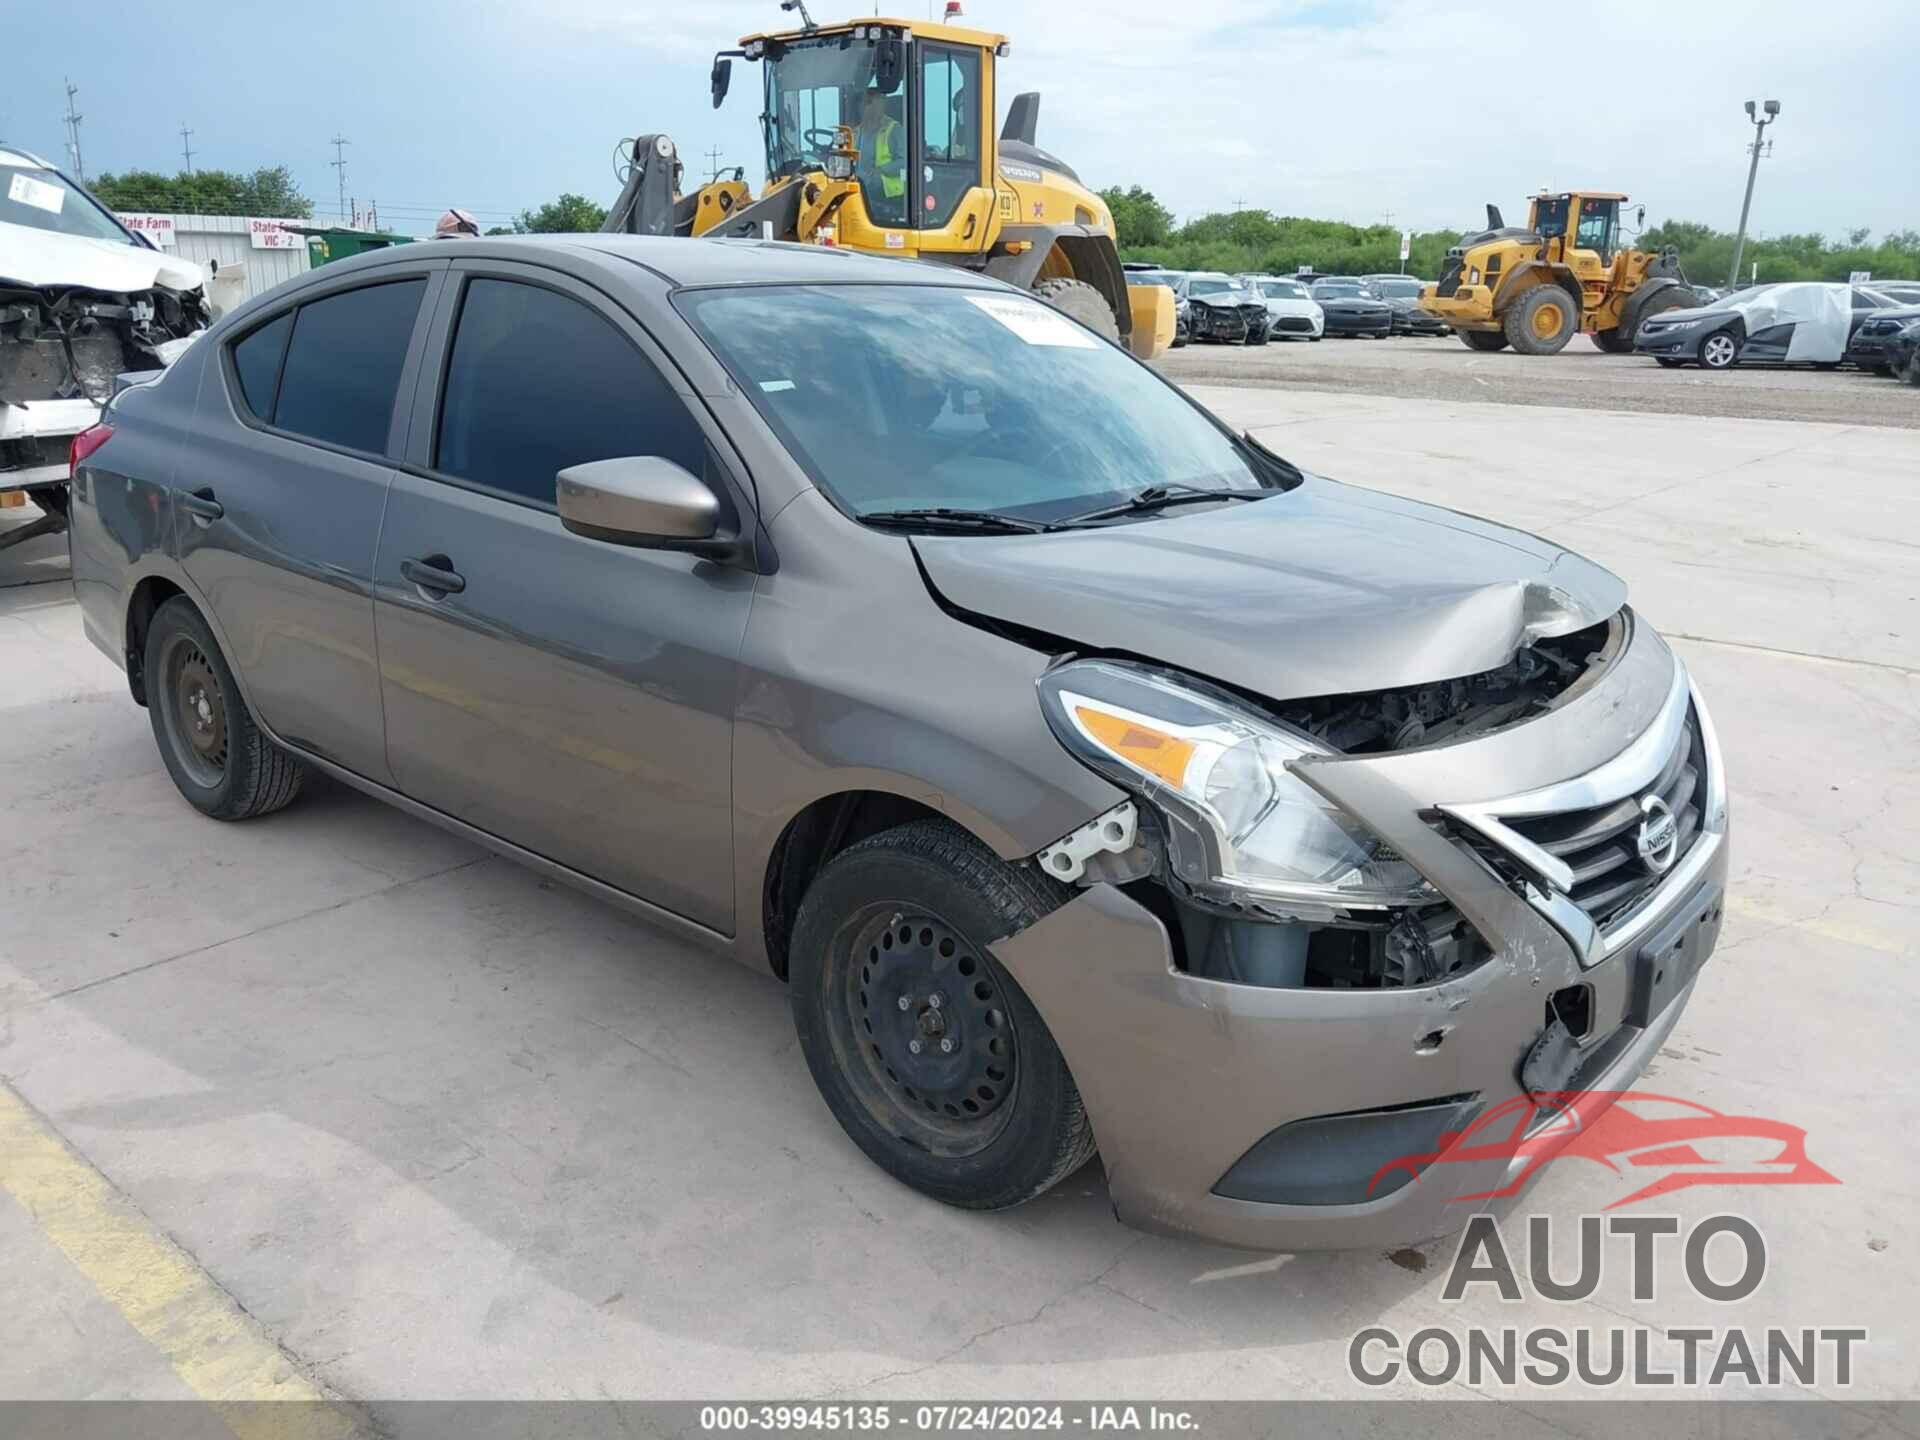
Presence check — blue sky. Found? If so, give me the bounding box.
[9,0,1916,241]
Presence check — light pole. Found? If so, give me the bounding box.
[1727,99,1779,289]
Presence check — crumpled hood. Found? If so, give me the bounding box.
[911,476,1627,700]
[0,220,206,294]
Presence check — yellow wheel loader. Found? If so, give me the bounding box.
[1417,191,1694,355]
[600,10,1173,360]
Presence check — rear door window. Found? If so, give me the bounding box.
[270,279,426,455]
[432,277,707,507]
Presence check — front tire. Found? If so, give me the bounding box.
[1030,277,1122,345]
[1458,329,1508,352]
[789,820,1097,1210]
[145,597,306,820]
[1505,285,1580,355]
[1699,329,1740,370]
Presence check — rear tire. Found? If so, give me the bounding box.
[1030,277,1122,345]
[788,819,1097,1211]
[1458,329,1508,352]
[1504,285,1579,355]
[145,597,306,821]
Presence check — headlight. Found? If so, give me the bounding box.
[1039,660,1437,909]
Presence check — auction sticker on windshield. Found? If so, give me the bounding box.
[8,172,66,215]
[966,293,1101,348]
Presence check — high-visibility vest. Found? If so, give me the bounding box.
[868,118,905,199]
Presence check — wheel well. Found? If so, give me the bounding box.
[761,791,945,980]
[124,577,185,706]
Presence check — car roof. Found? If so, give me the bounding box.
[0,144,55,169]
[556,234,1000,289]
[331,233,1011,291]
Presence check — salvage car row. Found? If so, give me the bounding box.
[1124,265,1445,346]
[1632,280,1920,377]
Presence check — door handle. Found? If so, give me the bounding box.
[400,554,466,597]
[179,488,223,526]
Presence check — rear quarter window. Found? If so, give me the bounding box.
[229,311,292,421]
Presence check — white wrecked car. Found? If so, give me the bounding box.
[2,144,212,548]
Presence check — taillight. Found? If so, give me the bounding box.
[69,421,114,476]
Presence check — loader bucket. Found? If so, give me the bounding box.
[1127,284,1175,360]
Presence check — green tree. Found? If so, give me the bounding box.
[1097,185,1174,249]
[89,166,313,218]
[513,193,608,234]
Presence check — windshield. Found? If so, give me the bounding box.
[762,37,906,190]
[1258,280,1308,299]
[1,161,135,245]
[677,285,1266,524]
[1126,270,1172,286]
[1313,282,1365,298]
[1369,279,1421,298]
[1186,279,1233,296]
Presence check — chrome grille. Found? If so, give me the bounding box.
[1504,710,1706,930]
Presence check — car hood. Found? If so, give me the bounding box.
[1190,293,1261,309]
[1319,296,1389,310]
[0,220,207,293]
[911,476,1627,699]
[1262,297,1321,316]
[1640,304,1730,325]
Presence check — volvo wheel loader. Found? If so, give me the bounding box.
[600,8,1173,359]
[1418,191,1694,355]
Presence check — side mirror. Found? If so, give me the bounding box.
[874,39,904,93]
[557,455,739,559]
[710,56,732,109]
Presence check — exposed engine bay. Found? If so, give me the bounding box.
[1,281,208,408]
[1057,618,1621,993]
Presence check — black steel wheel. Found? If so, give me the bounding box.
[840,908,1017,1151]
[789,819,1096,1209]
[144,597,306,820]
[163,634,229,788]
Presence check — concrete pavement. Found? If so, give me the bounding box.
[1,390,1913,1409]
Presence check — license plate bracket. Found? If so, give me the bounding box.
[1630,884,1725,1026]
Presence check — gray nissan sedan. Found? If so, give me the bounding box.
[67,236,1728,1250]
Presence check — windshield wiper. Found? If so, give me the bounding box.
[1045,483,1264,530]
[860,507,1049,534]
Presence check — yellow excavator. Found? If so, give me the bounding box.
[1418,191,1695,354]
[600,6,1173,359]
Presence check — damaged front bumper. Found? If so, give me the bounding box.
[995,618,1728,1251]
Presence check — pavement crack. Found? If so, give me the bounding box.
[33,855,491,1005]
[1663,632,1920,680]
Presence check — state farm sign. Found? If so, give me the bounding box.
[117,213,177,247]
[248,218,303,250]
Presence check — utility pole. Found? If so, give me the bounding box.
[704,145,726,184]
[1727,99,1780,289]
[329,134,351,226]
[62,79,85,180]
[179,123,196,175]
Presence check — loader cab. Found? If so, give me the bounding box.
[1528,191,1626,266]
[731,19,998,233]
